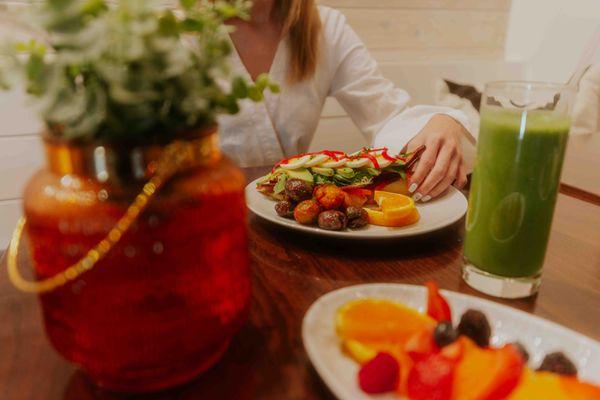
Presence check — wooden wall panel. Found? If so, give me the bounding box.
[336,8,507,52]
[319,0,510,11]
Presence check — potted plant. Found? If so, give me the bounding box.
[2,0,276,392]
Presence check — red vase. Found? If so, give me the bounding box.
[22,127,251,392]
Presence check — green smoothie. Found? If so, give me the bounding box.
[464,107,570,277]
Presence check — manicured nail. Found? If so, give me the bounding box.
[422,195,431,202]
[414,193,422,201]
[408,183,417,193]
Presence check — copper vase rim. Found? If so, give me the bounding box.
[43,125,220,182]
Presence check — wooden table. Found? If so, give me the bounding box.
[562,133,600,200]
[1,168,599,400]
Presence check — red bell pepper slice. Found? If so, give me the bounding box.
[426,281,452,322]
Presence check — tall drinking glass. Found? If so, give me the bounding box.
[463,82,574,298]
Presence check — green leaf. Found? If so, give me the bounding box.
[26,54,44,82]
[180,0,197,10]
[159,11,179,35]
[247,85,264,102]
[215,3,241,19]
[231,76,248,98]
[255,73,269,89]
[81,0,107,16]
[181,18,204,31]
[269,83,280,93]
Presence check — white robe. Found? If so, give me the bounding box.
[218,5,473,168]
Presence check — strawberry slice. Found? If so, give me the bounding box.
[405,327,437,362]
[407,353,455,400]
[426,281,452,322]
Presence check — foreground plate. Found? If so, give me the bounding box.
[302,284,600,400]
[245,179,468,239]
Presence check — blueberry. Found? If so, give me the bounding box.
[457,309,491,347]
[538,352,578,376]
[433,321,458,348]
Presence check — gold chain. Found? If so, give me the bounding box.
[6,140,204,293]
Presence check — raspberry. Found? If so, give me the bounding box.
[358,352,400,394]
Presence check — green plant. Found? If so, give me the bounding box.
[1,0,278,142]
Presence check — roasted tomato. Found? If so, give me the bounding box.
[294,199,321,225]
[314,184,346,210]
[343,188,373,208]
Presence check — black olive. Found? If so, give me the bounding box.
[275,200,295,218]
[317,210,348,231]
[346,206,369,229]
[510,341,530,363]
[538,352,578,376]
[285,179,314,202]
[457,309,491,347]
[433,321,458,348]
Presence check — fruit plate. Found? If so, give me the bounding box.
[245,179,468,239]
[302,283,600,400]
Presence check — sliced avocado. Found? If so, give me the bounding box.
[285,168,314,183]
[311,166,334,176]
[273,174,287,194]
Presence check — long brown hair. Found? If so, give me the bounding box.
[276,0,321,82]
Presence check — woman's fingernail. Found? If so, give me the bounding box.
[422,195,431,202]
[408,183,417,193]
[414,193,422,201]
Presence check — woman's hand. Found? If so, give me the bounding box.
[405,114,469,202]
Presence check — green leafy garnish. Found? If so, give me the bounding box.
[0,0,277,143]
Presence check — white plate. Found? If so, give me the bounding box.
[245,179,468,239]
[302,284,600,400]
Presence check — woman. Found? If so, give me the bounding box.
[219,0,474,201]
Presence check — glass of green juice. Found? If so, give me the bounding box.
[463,82,574,298]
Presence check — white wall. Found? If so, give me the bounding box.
[505,0,600,82]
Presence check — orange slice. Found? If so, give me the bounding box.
[343,339,379,364]
[505,369,600,400]
[452,338,524,400]
[373,191,415,218]
[364,207,420,227]
[336,299,435,344]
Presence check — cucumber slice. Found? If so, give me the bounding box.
[311,166,334,176]
[336,167,355,179]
